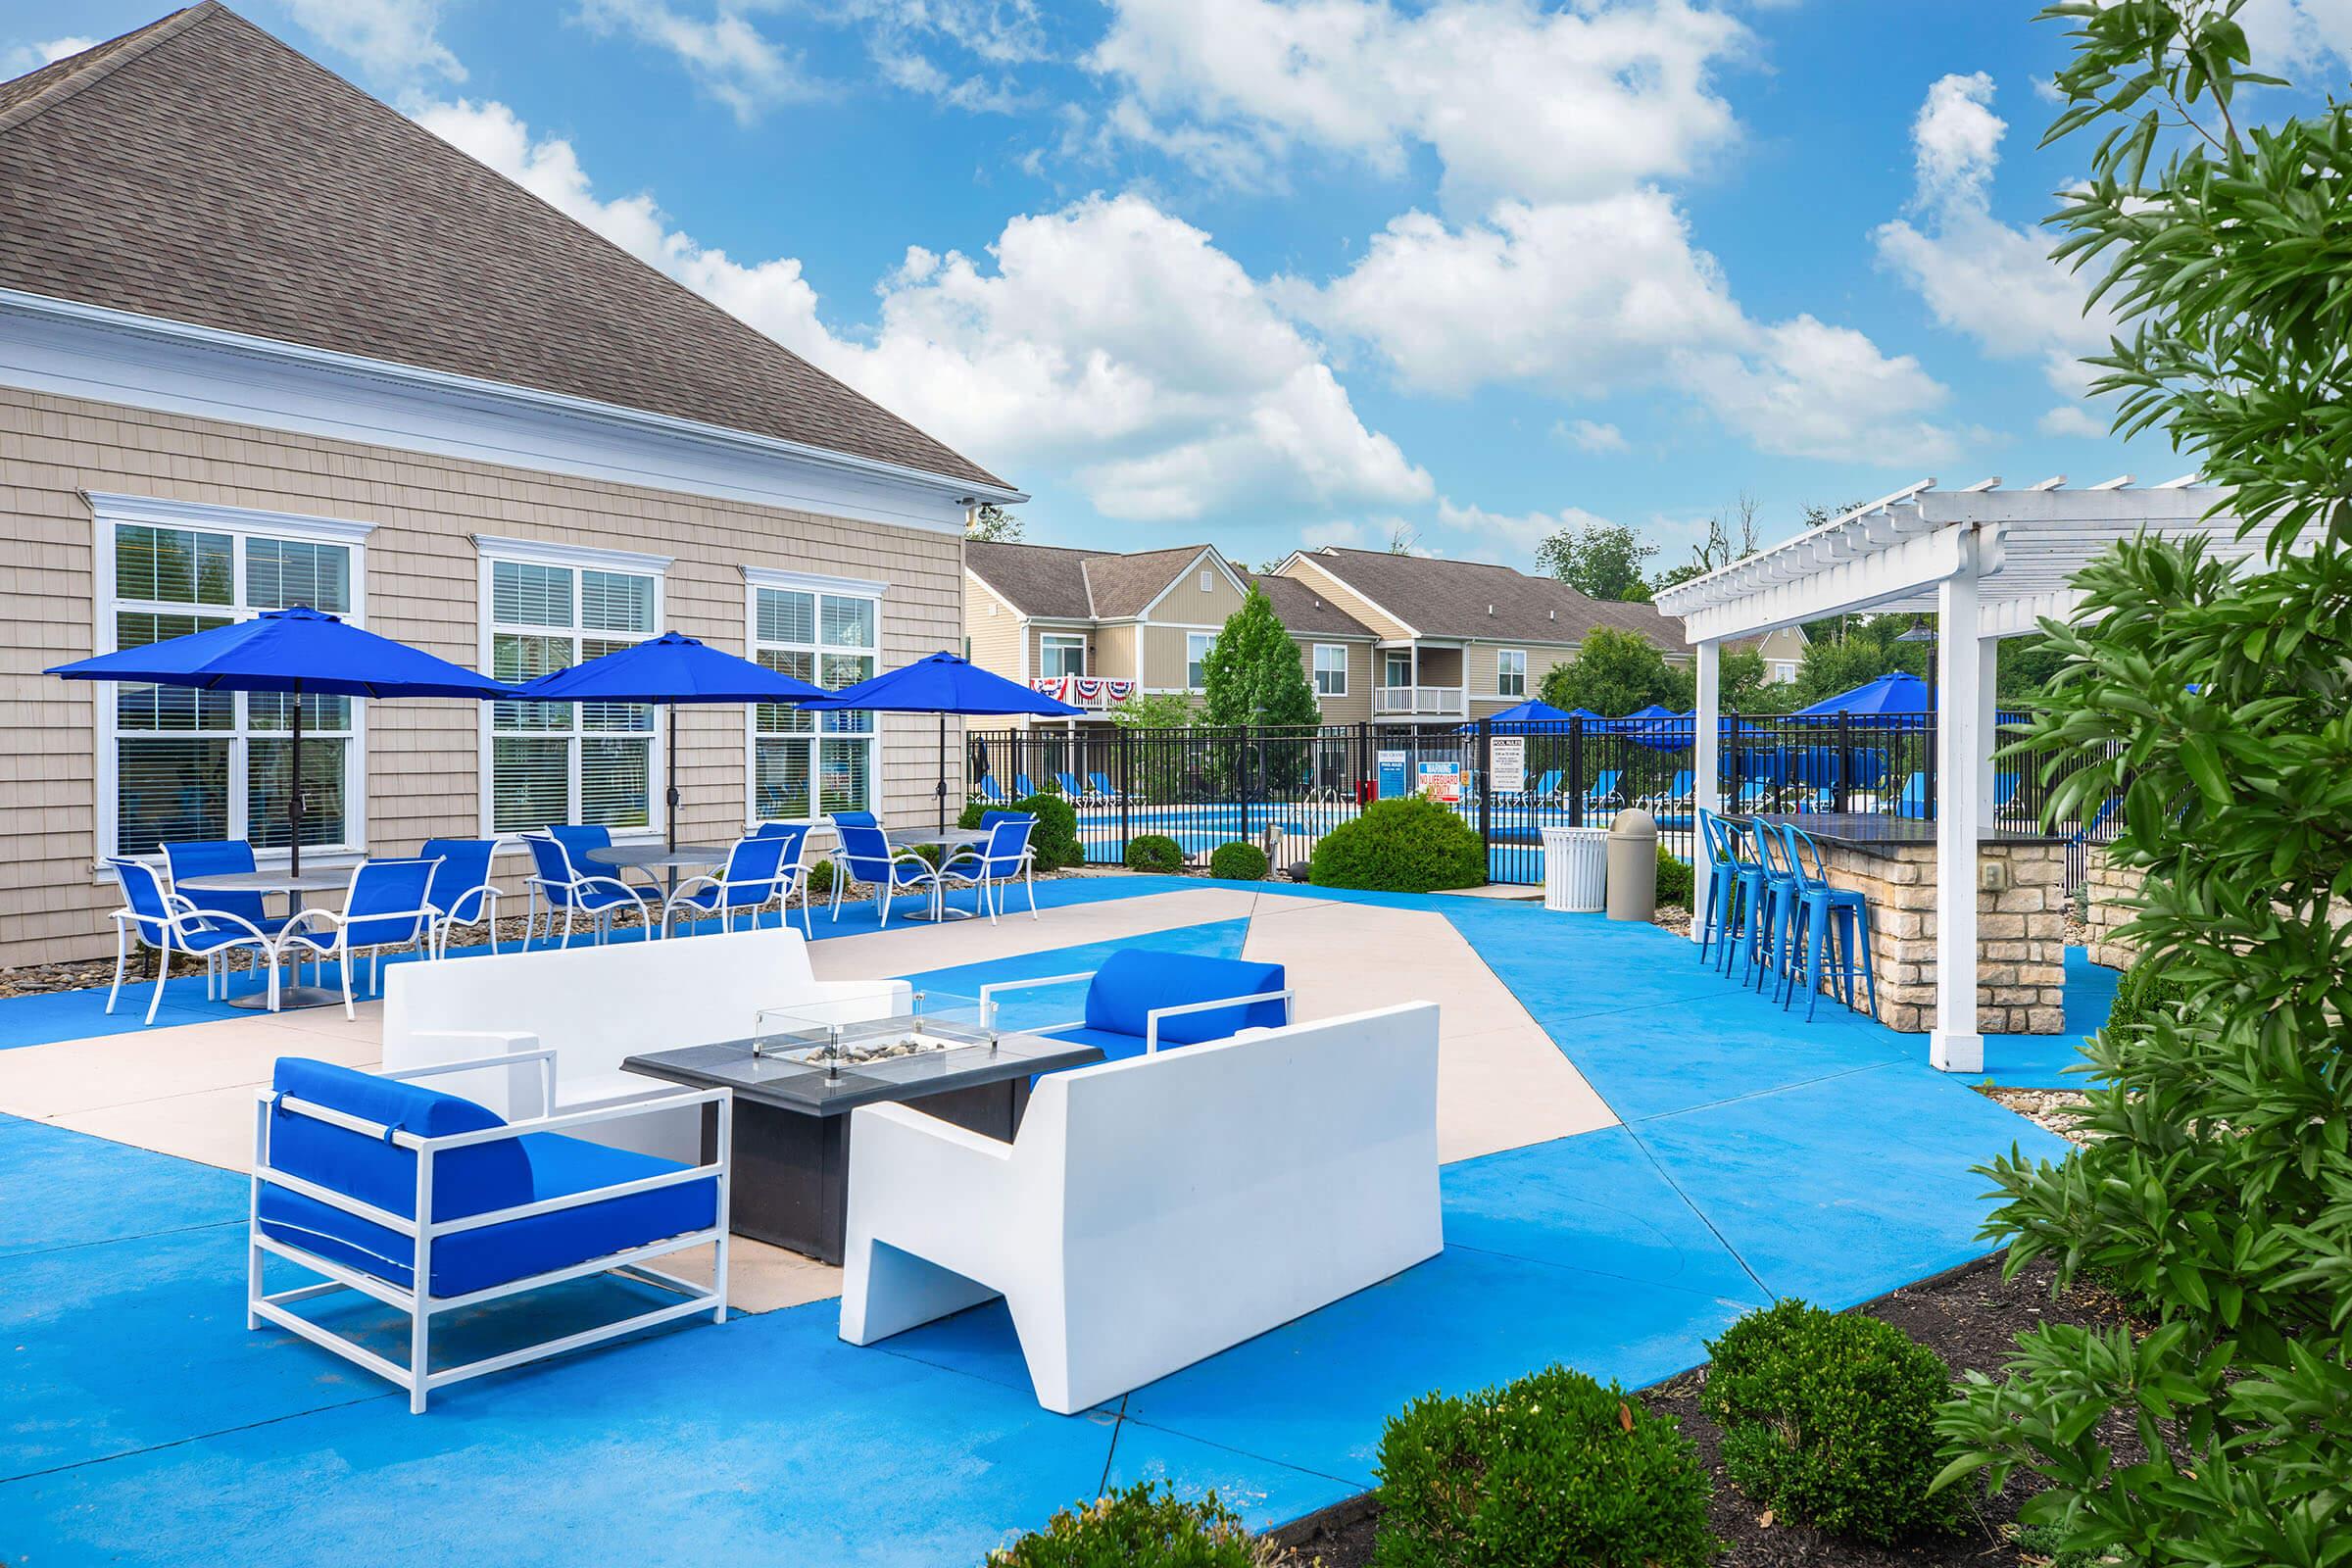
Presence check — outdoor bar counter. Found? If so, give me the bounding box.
[1733,812,2070,1034]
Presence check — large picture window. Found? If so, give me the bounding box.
[100,503,367,858]
[483,549,662,834]
[750,576,879,822]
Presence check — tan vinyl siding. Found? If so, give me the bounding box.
[962,572,1024,680]
[1141,623,1216,691]
[1094,624,1140,682]
[0,385,964,966]
[1149,559,1249,625]
[1300,637,1371,723]
[1276,558,1414,640]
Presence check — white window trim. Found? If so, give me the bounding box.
[741,575,888,828]
[1497,648,1528,698]
[1040,632,1087,679]
[1312,642,1348,697]
[1185,630,1215,692]
[89,494,377,869]
[475,539,668,841]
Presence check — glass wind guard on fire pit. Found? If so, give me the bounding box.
[749,990,999,1098]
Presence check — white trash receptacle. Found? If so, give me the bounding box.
[1541,826,1610,912]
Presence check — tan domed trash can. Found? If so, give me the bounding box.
[1606,808,1659,922]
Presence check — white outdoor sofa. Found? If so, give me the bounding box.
[381,926,908,1163]
[838,1001,1442,1413]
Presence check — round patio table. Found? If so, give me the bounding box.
[174,867,355,1010]
[585,843,728,936]
[881,826,992,922]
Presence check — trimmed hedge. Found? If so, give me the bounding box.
[1375,1364,1719,1568]
[1308,797,1486,893]
[1125,834,1187,874]
[1208,841,1269,882]
[986,1484,1257,1567]
[960,793,1083,871]
[1699,1299,1960,1544]
[1655,845,1694,906]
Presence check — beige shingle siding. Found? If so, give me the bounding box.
[962,572,1024,681]
[0,385,963,967]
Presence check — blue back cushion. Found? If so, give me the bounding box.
[1084,951,1288,1045]
[268,1057,531,1222]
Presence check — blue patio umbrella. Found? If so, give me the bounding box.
[1793,670,1932,716]
[47,606,514,873]
[1454,698,1581,732]
[799,652,1083,831]
[514,630,828,849]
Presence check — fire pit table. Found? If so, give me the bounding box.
[621,992,1103,1264]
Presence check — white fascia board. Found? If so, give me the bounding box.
[0,288,1025,536]
[1285,555,1421,639]
[1680,525,1969,645]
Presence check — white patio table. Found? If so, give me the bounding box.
[881,825,992,922]
[174,866,355,1010]
[585,842,727,936]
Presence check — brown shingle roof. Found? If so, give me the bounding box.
[1082,547,1220,617]
[0,4,1005,490]
[1294,547,1685,648]
[965,541,1098,618]
[1244,572,1377,637]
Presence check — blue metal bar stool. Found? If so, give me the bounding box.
[1747,821,1806,995]
[1777,823,1880,1021]
[1715,818,1773,979]
[1694,809,1741,966]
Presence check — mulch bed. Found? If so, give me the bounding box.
[1270,1251,2139,1568]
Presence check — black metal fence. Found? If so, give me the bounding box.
[965,713,2121,889]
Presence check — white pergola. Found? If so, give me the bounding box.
[1653,475,2250,1072]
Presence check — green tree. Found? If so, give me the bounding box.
[1934,9,2352,1566]
[1653,493,1762,592]
[1110,689,1195,729]
[965,503,1022,542]
[1787,622,1928,710]
[1536,626,1686,715]
[1200,586,1320,729]
[1718,646,1788,713]
[1534,519,1656,601]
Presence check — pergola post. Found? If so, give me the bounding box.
[1932,533,1984,1073]
[1690,638,1721,946]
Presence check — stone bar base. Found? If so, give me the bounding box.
[1809,839,2070,1034]
[2083,846,2144,971]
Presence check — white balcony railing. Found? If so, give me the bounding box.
[1373,684,1465,716]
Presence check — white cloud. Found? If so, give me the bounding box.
[1436,498,1610,555]
[1558,419,1629,454]
[574,0,816,120]
[279,0,465,83]
[1298,193,1961,465]
[2235,0,2352,72]
[417,101,1430,522]
[2,34,96,73]
[1087,0,1751,205]
[1872,72,2115,432]
[2038,405,2108,439]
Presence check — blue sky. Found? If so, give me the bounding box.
[10,1,2351,571]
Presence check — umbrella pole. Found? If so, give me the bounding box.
[665,704,678,852]
[937,711,948,835]
[288,682,303,877]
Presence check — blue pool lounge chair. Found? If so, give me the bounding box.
[974,775,1007,805]
[977,951,1291,1064]
[250,1055,728,1412]
[1089,771,1124,804]
[1013,772,1037,798]
[1582,769,1624,811]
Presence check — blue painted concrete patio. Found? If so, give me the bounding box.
[0,879,2089,1564]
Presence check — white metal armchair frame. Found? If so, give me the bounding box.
[248,1049,732,1414]
[661,837,810,938]
[828,828,949,929]
[104,859,278,1023]
[521,833,662,947]
[271,860,440,1019]
[975,971,1295,1054]
[938,819,1038,925]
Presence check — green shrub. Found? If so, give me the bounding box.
[959,793,1084,871]
[2101,952,2188,1038]
[1374,1365,1719,1568]
[804,858,835,899]
[1207,841,1268,882]
[1701,1299,1959,1544]
[1307,797,1485,893]
[1125,834,1187,874]
[1655,845,1693,906]
[986,1484,1262,1567]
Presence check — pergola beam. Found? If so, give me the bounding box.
[1675,524,1966,645]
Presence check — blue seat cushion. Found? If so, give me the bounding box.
[1082,951,1287,1046]
[260,1132,716,1298]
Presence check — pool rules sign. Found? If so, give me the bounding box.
[1491,735,1526,797]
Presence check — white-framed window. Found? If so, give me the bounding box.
[1497,648,1527,698]
[1382,649,1412,688]
[92,495,374,859]
[477,536,668,836]
[747,567,884,823]
[1186,631,1214,690]
[1771,660,1798,684]
[1040,633,1087,678]
[1313,643,1348,696]
[1199,569,1215,593]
